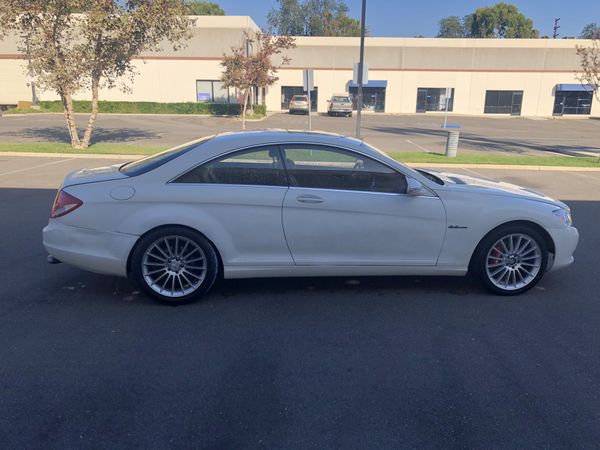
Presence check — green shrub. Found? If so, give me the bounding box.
[37,100,248,115]
[253,104,267,116]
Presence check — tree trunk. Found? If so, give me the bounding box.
[61,91,82,149]
[242,89,249,130]
[81,77,100,149]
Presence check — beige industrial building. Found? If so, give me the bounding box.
[0,15,597,117]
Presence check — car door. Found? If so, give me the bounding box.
[170,146,293,267]
[281,144,446,266]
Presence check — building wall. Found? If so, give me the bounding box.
[0,16,598,117]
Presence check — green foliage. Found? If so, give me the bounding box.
[253,104,267,116]
[468,3,538,38]
[438,3,537,39]
[437,16,466,38]
[580,23,600,39]
[268,0,363,37]
[28,101,262,115]
[185,1,224,15]
[2,143,598,167]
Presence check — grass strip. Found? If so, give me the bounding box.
[1,144,598,167]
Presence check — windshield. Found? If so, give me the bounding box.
[332,96,351,102]
[119,136,214,177]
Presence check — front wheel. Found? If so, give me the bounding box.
[131,227,219,305]
[474,225,548,295]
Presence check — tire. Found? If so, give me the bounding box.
[473,224,548,296]
[131,226,219,305]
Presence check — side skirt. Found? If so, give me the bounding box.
[223,265,468,279]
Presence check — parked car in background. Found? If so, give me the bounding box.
[327,94,353,117]
[289,95,309,114]
[43,130,579,305]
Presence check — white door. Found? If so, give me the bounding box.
[281,145,446,266]
[170,146,293,266]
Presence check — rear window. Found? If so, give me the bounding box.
[119,136,213,177]
[292,96,307,101]
[332,96,351,102]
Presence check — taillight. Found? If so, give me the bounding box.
[50,190,82,218]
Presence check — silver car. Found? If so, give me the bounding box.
[327,95,353,117]
[289,95,309,114]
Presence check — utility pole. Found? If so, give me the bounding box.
[355,0,367,139]
[552,18,560,39]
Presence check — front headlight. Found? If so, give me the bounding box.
[552,208,572,227]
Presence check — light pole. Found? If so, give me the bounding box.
[355,0,367,138]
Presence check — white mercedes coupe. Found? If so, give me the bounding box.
[43,131,579,304]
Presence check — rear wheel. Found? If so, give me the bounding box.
[131,227,218,305]
[475,225,548,295]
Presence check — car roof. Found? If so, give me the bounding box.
[138,129,428,187]
[206,129,365,151]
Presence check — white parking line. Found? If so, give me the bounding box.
[405,139,429,152]
[0,158,76,177]
[566,171,600,182]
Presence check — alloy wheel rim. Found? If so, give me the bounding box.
[142,236,206,298]
[485,233,542,291]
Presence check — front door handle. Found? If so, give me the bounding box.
[296,194,324,204]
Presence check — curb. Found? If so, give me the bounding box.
[2,151,600,171]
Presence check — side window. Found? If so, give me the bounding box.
[282,145,407,194]
[173,147,287,186]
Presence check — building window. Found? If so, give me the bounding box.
[196,80,237,103]
[484,90,523,115]
[416,88,454,113]
[349,81,387,112]
[553,85,592,115]
[281,86,318,111]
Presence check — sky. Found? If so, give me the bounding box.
[214,0,600,38]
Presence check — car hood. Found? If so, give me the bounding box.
[63,163,128,187]
[422,169,568,209]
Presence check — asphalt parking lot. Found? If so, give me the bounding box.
[2,112,600,157]
[2,154,600,448]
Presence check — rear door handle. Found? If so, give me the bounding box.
[296,194,324,204]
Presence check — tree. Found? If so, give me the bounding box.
[0,0,191,149]
[580,23,600,40]
[220,31,295,130]
[468,3,538,38]
[266,0,304,36]
[185,1,224,16]
[436,3,537,39]
[577,40,600,102]
[268,0,362,37]
[437,16,466,38]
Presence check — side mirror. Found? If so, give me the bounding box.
[406,178,423,196]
